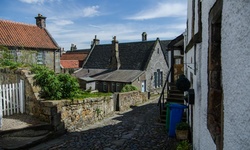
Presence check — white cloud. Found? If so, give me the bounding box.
[47,20,185,50]
[126,2,187,20]
[19,0,58,4]
[82,6,100,17]
[51,19,74,26]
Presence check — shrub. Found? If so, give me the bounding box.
[176,122,189,130]
[176,140,192,150]
[57,73,80,99]
[121,84,138,92]
[33,66,62,100]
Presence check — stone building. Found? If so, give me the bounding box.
[0,14,60,73]
[74,33,170,93]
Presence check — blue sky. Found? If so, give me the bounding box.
[0,0,187,50]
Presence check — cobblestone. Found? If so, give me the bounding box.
[30,98,177,150]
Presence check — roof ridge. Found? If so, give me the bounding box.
[0,19,36,27]
[95,40,156,46]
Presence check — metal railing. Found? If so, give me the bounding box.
[157,65,173,116]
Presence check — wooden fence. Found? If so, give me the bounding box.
[0,80,25,128]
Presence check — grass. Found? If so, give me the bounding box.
[73,91,112,99]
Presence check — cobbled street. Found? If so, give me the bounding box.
[30,98,177,150]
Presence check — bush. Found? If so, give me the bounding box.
[176,122,189,130]
[176,140,192,150]
[57,73,80,99]
[121,84,138,92]
[33,66,62,100]
[32,66,80,100]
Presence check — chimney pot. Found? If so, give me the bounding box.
[91,35,100,48]
[142,32,147,41]
[35,13,46,28]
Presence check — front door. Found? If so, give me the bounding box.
[141,81,146,92]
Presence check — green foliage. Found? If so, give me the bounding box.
[32,65,80,100]
[0,46,22,69]
[176,122,189,130]
[121,84,138,92]
[0,46,36,69]
[30,65,48,74]
[33,66,62,100]
[57,73,80,98]
[73,91,112,99]
[176,140,192,150]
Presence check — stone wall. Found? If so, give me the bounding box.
[36,91,148,131]
[0,69,149,131]
[117,91,148,111]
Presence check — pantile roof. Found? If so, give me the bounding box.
[60,50,89,68]
[60,60,80,69]
[61,53,88,60]
[0,20,59,49]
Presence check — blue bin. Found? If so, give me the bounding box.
[168,103,188,137]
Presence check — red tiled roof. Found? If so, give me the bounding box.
[61,60,80,68]
[0,20,59,49]
[60,53,88,60]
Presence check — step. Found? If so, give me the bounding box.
[168,93,184,98]
[167,96,184,101]
[169,90,184,94]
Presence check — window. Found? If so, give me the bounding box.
[175,58,182,64]
[154,72,158,88]
[111,82,115,92]
[116,83,120,92]
[37,51,44,65]
[207,1,223,149]
[103,82,107,92]
[160,71,163,87]
[154,69,163,88]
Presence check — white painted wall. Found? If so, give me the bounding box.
[186,0,250,149]
[222,1,250,149]
[185,0,217,150]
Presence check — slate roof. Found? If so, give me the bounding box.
[160,40,171,51]
[83,41,156,70]
[0,20,59,50]
[77,69,144,83]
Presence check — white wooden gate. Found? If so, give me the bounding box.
[0,80,25,128]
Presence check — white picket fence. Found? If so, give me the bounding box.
[0,80,25,128]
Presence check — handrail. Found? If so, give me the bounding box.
[157,65,174,115]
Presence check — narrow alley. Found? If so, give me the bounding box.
[30,98,177,150]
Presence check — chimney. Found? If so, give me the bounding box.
[91,35,100,48]
[111,36,121,70]
[70,44,77,51]
[142,32,147,41]
[35,14,46,28]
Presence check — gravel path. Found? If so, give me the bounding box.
[0,114,48,131]
[30,98,177,150]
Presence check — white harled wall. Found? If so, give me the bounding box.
[186,0,250,149]
[222,1,250,149]
[185,0,217,150]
